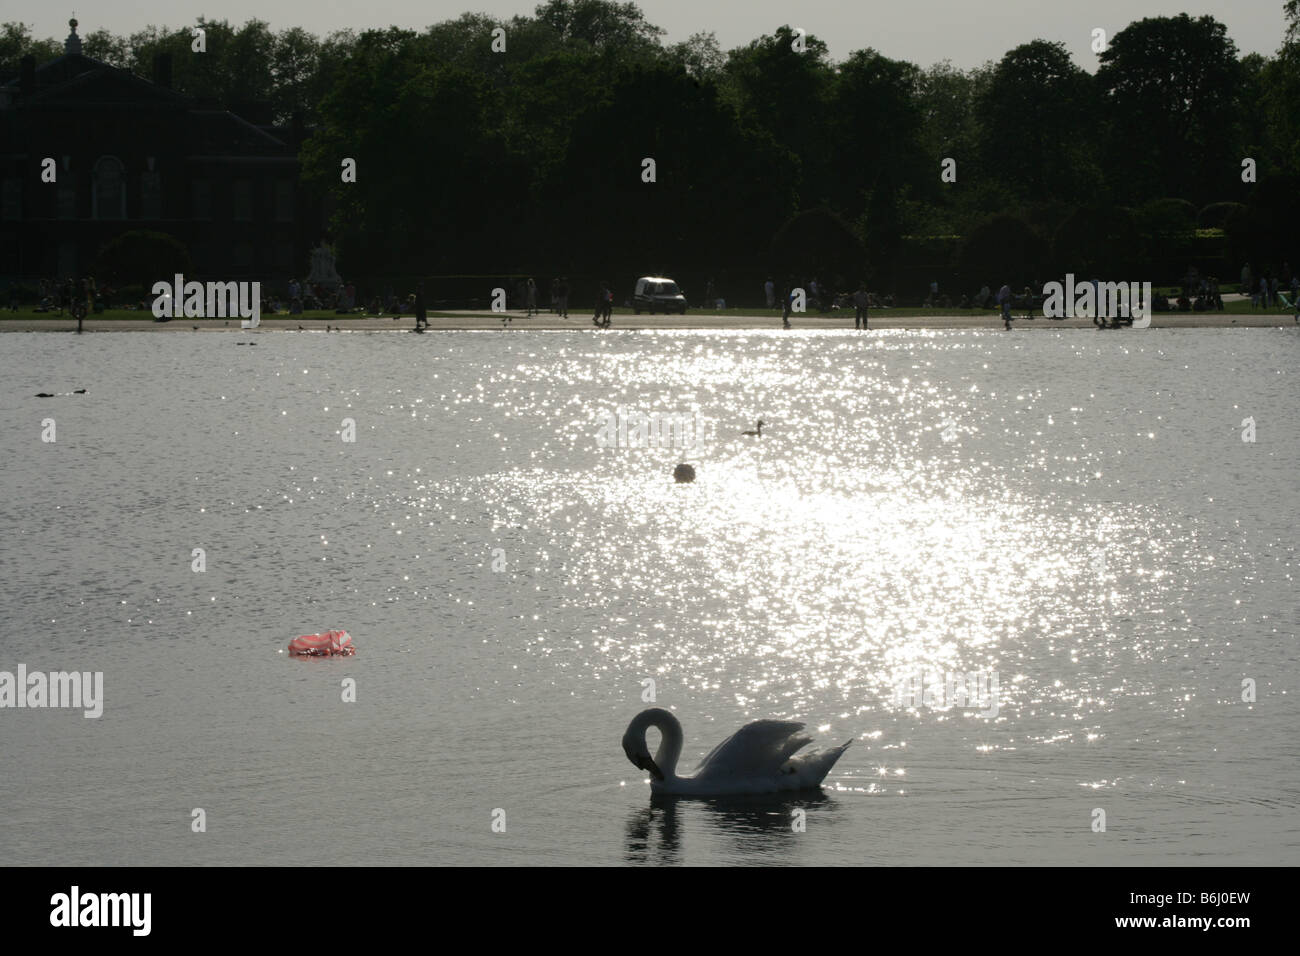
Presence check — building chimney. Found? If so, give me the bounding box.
[153,52,173,90]
[64,17,82,55]
[20,55,35,96]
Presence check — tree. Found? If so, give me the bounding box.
[533,0,664,54]
[916,61,981,171]
[1225,173,1300,265]
[977,40,1097,205]
[722,26,836,208]
[1098,15,1242,205]
[303,28,532,276]
[270,27,322,123]
[0,21,61,78]
[544,63,797,279]
[665,31,724,81]
[956,214,1046,289]
[82,28,129,67]
[769,207,867,285]
[1052,205,1143,277]
[829,49,924,279]
[1260,7,1300,177]
[122,19,277,116]
[93,230,191,292]
[1197,202,1246,229]
[1137,198,1197,237]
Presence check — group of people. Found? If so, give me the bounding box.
[1171,267,1225,311]
[283,277,360,314]
[1240,262,1296,310]
[765,275,847,316]
[27,276,105,316]
[504,277,573,317]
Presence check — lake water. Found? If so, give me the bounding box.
[1,328,1297,865]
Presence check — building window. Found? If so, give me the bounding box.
[1,178,19,220]
[191,180,211,220]
[274,180,293,222]
[57,187,76,219]
[92,156,126,220]
[140,170,162,219]
[232,180,253,221]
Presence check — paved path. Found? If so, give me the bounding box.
[3,310,1295,332]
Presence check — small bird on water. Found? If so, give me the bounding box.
[742,420,765,437]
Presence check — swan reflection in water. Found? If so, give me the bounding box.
[624,791,836,865]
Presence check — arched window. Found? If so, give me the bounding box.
[92,156,126,220]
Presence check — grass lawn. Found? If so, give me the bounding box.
[0,308,479,322]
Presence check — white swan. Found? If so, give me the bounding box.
[622,707,852,796]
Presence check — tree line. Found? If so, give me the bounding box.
[3,1,1298,299]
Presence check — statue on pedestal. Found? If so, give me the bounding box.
[306,240,342,293]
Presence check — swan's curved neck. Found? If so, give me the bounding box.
[634,708,684,780]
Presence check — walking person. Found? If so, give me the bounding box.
[997,282,1013,330]
[602,283,613,327]
[526,277,537,317]
[853,284,869,330]
[556,277,569,318]
[414,282,428,331]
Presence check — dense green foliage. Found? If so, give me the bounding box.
[5,1,1297,295]
[92,230,192,289]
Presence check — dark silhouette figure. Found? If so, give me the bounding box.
[414,283,428,331]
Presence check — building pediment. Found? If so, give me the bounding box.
[16,59,189,110]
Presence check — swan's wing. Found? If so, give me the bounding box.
[694,720,811,776]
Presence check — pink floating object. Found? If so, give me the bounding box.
[288,629,356,657]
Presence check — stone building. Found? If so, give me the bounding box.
[0,19,320,285]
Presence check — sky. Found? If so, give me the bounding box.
[15,0,1291,71]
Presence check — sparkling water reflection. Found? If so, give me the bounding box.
[0,328,1296,864]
